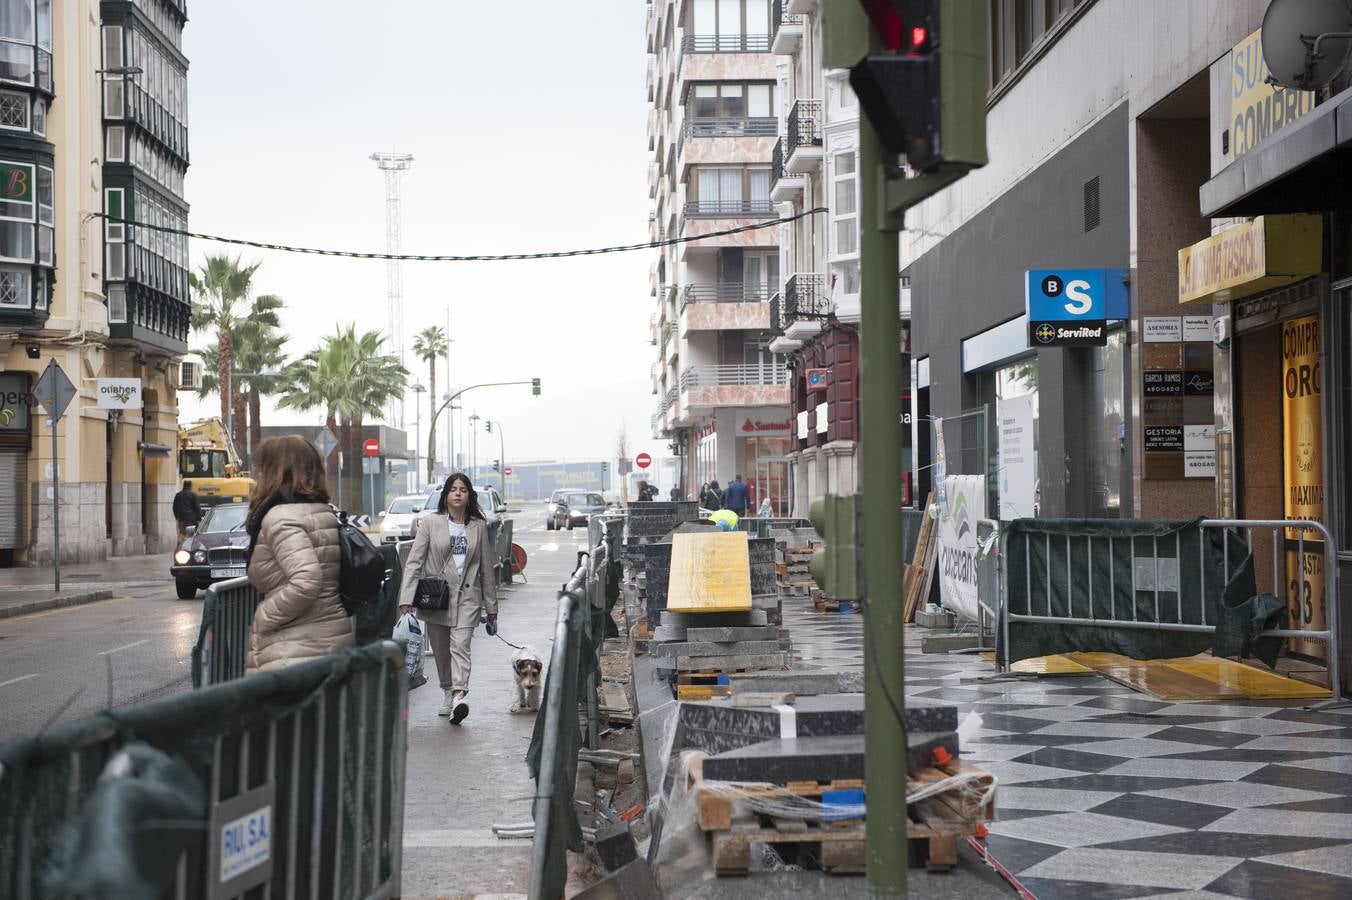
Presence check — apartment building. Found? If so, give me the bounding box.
[0,0,188,566]
[761,0,871,517]
[646,0,792,512]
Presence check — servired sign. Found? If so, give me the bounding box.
[362,438,380,457]
[635,452,652,470]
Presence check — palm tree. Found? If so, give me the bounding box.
[280,326,407,513]
[190,256,270,453]
[412,325,448,482]
[197,293,286,468]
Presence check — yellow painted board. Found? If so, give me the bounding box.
[666,531,753,613]
[1166,660,1331,700]
[979,652,1095,676]
[677,685,729,701]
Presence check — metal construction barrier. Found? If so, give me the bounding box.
[738,516,812,537]
[192,543,405,689]
[498,518,515,584]
[982,517,1342,697]
[0,641,408,899]
[526,516,620,900]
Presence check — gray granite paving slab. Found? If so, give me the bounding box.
[1201,808,1352,840]
[650,640,782,658]
[1139,781,1340,809]
[988,811,1188,848]
[1019,848,1243,890]
[1256,842,1352,879]
[1097,758,1268,781]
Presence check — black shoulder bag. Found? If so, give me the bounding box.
[412,521,451,611]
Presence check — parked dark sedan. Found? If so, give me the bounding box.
[170,502,251,599]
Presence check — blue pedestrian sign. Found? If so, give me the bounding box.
[1025,268,1128,348]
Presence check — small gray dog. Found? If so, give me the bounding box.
[510,646,544,713]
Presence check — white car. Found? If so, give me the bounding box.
[378,494,428,544]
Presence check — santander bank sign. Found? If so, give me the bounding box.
[741,418,790,434]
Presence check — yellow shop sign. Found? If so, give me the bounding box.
[1177,215,1321,305]
[1230,28,1316,158]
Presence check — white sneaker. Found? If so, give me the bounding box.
[451,692,470,725]
[438,689,454,716]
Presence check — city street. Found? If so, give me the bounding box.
[0,556,199,742]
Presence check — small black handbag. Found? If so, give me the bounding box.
[413,577,450,611]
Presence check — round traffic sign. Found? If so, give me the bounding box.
[504,466,513,476]
[363,438,380,456]
[636,452,652,469]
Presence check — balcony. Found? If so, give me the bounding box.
[678,363,791,412]
[679,33,771,54]
[768,291,802,354]
[783,272,829,340]
[771,0,804,55]
[680,283,774,333]
[769,136,804,202]
[676,116,777,164]
[681,199,775,218]
[785,99,824,173]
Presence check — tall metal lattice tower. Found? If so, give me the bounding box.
[370,152,414,428]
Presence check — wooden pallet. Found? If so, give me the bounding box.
[695,761,994,875]
[902,491,939,624]
[676,666,764,685]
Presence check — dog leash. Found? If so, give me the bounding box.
[481,614,529,651]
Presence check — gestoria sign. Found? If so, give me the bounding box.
[1178,215,1321,305]
[1230,28,1315,158]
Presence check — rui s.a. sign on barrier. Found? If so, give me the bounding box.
[1025,268,1129,348]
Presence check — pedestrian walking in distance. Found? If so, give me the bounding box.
[172,479,203,541]
[669,485,682,501]
[243,436,354,674]
[701,480,724,512]
[723,475,749,516]
[399,473,498,724]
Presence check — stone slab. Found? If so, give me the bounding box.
[573,858,661,900]
[728,670,864,695]
[593,821,637,873]
[661,610,767,626]
[650,624,687,642]
[655,652,788,672]
[749,537,777,596]
[650,640,782,658]
[731,692,796,707]
[702,732,958,783]
[685,625,778,641]
[916,609,957,629]
[920,633,986,653]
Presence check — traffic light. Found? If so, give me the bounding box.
[493,459,500,472]
[484,420,493,433]
[531,377,541,396]
[847,0,987,173]
[601,461,609,472]
[809,494,861,599]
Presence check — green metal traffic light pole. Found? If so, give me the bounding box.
[427,379,537,482]
[859,111,908,899]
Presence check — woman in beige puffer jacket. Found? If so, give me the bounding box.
[244,436,354,674]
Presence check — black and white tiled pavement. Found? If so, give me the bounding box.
[783,603,1352,899]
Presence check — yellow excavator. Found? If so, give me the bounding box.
[178,417,254,506]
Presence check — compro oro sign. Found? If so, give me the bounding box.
[1178,215,1321,305]
[96,378,142,409]
[1230,27,1316,158]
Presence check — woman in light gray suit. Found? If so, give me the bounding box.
[399,473,498,724]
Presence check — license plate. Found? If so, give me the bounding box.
[211,567,246,579]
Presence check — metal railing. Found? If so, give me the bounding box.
[682,199,776,218]
[192,543,405,689]
[681,281,772,310]
[784,272,830,321]
[676,115,777,162]
[528,516,623,900]
[769,291,785,335]
[772,0,804,46]
[984,517,1343,701]
[770,135,788,191]
[679,33,771,53]
[654,386,679,424]
[787,98,823,152]
[679,363,789,390]
[0,641,408,899]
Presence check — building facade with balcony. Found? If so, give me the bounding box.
[646,0,792,511]
[765,0,865,516]
[0,0,187,567]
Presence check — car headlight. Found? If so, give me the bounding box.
[193,550,208,563]
[174,550,191,565]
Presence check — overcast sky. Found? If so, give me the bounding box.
[179,1,667,466]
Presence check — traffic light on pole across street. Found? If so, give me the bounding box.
[846,0,986,182]
[493,459,500,473]
[809,494,861,600]
[531,377,541,396]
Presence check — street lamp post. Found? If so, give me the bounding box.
[484,419,506,501]
[468,413,479,477]
[412,383,426,491]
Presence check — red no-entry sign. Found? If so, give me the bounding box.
[636,452,652,469]
[363,438,380,456]
[504,466,513,476]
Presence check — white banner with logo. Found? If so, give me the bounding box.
[938,474,986,622]
[96,378,142,409]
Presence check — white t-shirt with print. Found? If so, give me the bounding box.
[448,520,468,575]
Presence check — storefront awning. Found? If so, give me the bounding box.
[1201,89,1352,218]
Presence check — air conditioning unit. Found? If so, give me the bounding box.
[178,360,203,391]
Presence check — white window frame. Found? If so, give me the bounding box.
[0,89,28,131]
[829,146,859,262]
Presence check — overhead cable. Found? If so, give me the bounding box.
[89,207,829,262]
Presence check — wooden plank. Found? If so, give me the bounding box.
[697,791,732,831]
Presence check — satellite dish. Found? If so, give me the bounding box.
[1262,0,1352,90]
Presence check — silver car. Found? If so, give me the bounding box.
[377,494,427,544]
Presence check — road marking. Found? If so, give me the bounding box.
[1,594,132,623]
[402,828,531,849]
[0,673,37,689]
[99,638,149,656]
